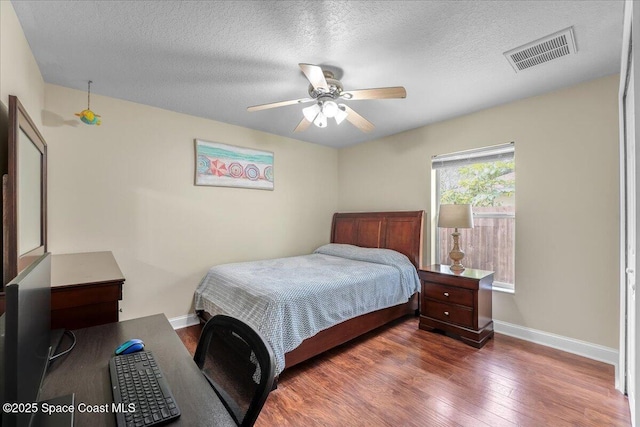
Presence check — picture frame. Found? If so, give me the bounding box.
[194,139,274,190]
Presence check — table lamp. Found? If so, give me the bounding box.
[437,204,474,272]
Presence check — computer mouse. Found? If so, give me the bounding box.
[115,339,144,355]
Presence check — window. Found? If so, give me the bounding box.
[432,143,515,290]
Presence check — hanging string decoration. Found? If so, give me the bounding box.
[75,80,101,125]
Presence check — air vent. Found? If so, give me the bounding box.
[504,27,577,72]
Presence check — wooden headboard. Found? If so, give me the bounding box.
[331,211,424,269]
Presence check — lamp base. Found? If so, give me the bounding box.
[449,230,466,272]
[449,263,465,272]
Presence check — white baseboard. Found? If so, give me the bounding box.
[168,313,200,330]
[493,320,619,373]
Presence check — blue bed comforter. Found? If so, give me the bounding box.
[194,244,420,375]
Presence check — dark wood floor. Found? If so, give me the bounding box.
[176,317,630,426]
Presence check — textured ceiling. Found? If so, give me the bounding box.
[12,1,624,148]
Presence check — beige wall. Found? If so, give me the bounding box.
[43,84,338,320]
[338,74,620,348]
[0,0,45,127]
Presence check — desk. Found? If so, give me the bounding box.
[40,314,235,426]
[51,252,125,330]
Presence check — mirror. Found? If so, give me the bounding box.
[3,95,47,286]
[18,128,42,255]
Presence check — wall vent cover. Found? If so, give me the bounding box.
[504,27,577,72]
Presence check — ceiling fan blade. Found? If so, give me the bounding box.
[247,97,314,112]
[299,63,329,92]
[294,117,312,133]
[342,105,375,133]
[341,86,407,100]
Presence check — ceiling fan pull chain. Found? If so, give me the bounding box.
[87,80,92,109]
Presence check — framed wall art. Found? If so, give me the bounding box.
[194,139,274,190]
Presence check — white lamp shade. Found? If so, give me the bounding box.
[313,111,327,128]
[322,100,339,118]
[303,103,321,122]
[335,104,348,124]
[437,204,474,229]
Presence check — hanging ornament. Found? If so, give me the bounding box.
[75,80,101,125]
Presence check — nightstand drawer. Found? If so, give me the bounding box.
[423,282,473,307]
[425,300,474,328]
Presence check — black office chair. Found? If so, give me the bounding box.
[193,315,276,427]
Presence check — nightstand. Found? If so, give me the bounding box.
[418,264,494,348]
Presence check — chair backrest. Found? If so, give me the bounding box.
[193,315,276,427]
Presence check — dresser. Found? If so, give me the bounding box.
[418,264,494,348]
[50,251,125,330]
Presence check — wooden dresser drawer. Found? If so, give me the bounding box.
[51,301,119,330]
[423,282,473,307]
[51,282,121,310]
[425,300,474,328]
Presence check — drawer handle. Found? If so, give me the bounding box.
[443,292,449,297]
[444,311,449,316]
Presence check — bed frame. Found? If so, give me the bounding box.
[199,210,424,371]
[284,210,424,368]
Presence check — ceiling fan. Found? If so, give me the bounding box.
[247,63,406,133]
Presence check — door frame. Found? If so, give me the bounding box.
[619,3,639,426]
[619,0,632,395]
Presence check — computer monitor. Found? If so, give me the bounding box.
[1,253,53,427]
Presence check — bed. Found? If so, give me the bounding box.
[194,211,424,376]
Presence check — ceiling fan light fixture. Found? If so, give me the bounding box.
[303,103,321,122]
[322,100,339,118]
[313,111,328,128]
[335,104,348,125]
[247,64,406,134]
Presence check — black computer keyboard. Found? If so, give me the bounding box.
[109,350,181,427]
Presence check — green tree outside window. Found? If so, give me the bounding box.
[440,160,515,207]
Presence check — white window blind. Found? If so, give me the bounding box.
[432,142,515,170]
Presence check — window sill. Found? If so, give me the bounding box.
[492,285,515,295]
